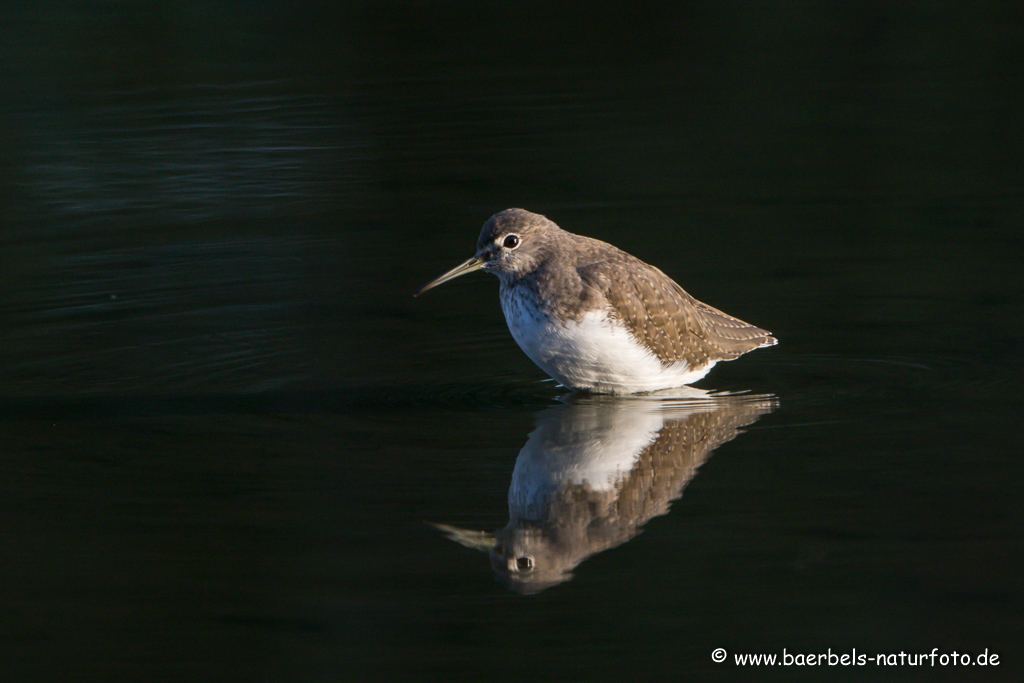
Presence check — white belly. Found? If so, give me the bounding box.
[508,403,666,518]
[500,292,713,394]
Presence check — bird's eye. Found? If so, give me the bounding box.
[516,556,534,571]
[502,234,521,250]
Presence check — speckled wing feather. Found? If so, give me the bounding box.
[577,251,776,368]
[527,396,777,572]
[611,397,776,525]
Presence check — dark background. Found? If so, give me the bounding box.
[1,2,1021,681]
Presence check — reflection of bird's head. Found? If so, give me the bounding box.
[429,522,578,593]
[490,525,576,594]
[432,392,780,594]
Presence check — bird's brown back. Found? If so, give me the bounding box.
[571,239,776,368]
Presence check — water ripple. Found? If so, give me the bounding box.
[19,86,373,229]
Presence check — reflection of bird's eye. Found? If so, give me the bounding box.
[502,234,520,250]
[516,556,534,571]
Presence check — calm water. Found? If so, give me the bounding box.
[2,3,1022,681]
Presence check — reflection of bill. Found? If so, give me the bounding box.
[434,388,777,593]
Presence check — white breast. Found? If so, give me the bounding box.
[500,286,713,394]
[508,405,665,518]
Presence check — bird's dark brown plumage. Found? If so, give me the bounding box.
[532,232,777,369]
[417,208,776,392]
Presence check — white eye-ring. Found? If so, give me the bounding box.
[502,234,521,250]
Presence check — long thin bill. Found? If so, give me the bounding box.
[413,255,486,297]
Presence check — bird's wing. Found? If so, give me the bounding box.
[613,396,776,523]
[577,255,776,367]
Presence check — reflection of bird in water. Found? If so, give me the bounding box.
[434,388,777,593]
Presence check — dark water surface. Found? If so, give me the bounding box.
[2,3,1022,681]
